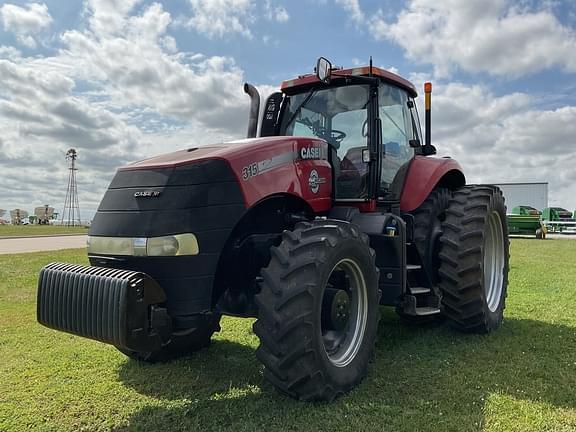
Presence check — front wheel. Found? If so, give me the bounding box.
[438,185,509,333]
[253,220,380,401]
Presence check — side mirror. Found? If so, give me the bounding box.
[316,57,332,84]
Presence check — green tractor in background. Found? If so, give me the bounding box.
[542,207,576,233]
[506,206,546,239]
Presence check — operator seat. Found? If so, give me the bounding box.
[337,146,368,198]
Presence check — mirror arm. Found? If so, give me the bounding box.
[329,73,379,86]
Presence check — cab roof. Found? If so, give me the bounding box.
[280,66,418,98]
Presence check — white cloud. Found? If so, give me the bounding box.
[0,2,52,48]
[180,0,255,39]
[274,6,289,22]
[265,0,289,23]
[335,0,364,25]
[56,2,252,132]
[371,0,576,78]
[84,0,142,37]
[0,44,22,60]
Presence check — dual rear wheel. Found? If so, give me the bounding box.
[409,185,509,331]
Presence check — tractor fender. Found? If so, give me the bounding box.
[400,156,465,212]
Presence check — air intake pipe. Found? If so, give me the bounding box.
[244,83,260,138]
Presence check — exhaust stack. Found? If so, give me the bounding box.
[244,83,260,138]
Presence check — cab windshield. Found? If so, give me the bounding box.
[280,85,369,150]
[280,85,370,199]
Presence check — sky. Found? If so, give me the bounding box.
[0,0,575,221]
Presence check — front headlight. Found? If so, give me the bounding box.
[147,234,199,256]
[87,233,199,256]
[87,236,134,256]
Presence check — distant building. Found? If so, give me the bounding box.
[493,182,548,212]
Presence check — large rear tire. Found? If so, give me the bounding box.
[253,220,380,401]
[117,313,221,362]
[438,185,509,333]
[411,187,452,285]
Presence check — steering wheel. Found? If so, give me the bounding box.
[329,129,347,142]
[317,127,346,148]
[297,118,347,147]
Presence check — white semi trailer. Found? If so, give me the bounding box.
[493,182,548,211]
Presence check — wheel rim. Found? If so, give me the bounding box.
[484,210,505,312]
[321,258,368,368]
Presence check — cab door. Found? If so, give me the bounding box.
[378,83,417,197]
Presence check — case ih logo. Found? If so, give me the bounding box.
[134,191,161,198]
[300,146,327,160]
[308,169,326,194]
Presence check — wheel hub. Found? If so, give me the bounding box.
[320,259,368,368]
[329,289,350,331]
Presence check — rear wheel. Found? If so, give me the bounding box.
[411,187,452,285]
[438,185,509,332]
[117,313,221,362]
[253,220,380,401]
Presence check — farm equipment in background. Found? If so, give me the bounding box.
[36,57,510,401]
[0,209,6,224]
[506,206,546,239]
[34,205,55,225]
[10,209,29,225]
[542,207,576,233]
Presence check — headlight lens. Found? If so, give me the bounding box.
[87,236,134,256]
[147,236,180,256]
[88,234,199,256]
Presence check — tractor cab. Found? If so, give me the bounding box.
[259,57,429,204]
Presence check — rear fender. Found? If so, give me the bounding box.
[400,156,465,212]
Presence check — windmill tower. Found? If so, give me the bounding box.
[61,148,81,226]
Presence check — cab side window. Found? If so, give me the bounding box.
[379,84,414,191]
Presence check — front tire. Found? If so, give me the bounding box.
[253,220,380,401]
[438,185,509,333]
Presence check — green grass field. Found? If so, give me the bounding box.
[1,239,575,432]
[0,225,89,237]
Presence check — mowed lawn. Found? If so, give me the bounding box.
[0,239,575,432]
[0,225,88,237]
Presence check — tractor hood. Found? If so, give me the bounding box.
[114,135,333,213]
[120,136,326,171]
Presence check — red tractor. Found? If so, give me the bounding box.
[37,57,509,401]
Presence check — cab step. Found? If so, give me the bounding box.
[413,306,441,316]
[409,287,430,295]
[400,294,441,317]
